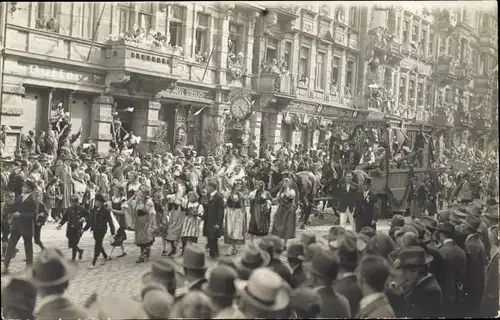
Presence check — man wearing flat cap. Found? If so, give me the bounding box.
[2,179,39,274]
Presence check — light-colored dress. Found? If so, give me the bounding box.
[134,198,156,247]
[224,192,247,245]
[181,201,203,239]
[166,183,186,242]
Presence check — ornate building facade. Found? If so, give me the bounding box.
[0,3,497,156]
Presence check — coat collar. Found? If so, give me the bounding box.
[359,292,386,315]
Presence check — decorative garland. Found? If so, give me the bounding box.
[330,123,388,148]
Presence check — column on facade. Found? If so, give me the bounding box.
[291,33,300,89]
[248,111,262,154]
[90,95,114,154]
[216,13,230,85]
[131,100,163,153]
[394,68,401,111]
[309,39,318,92]
[201,104,226,157]
[244,13,258,89]
[267,113,283,152]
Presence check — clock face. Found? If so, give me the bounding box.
[230,97,251,119]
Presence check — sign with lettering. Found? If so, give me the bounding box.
[28,65,105,85]
[166,86,215,100]
[320,106,356,118]
[286,102,317,114]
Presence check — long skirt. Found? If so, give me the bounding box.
[135,214,154,247]
[271,202,296,240]
[224,207,247,245]
[410,200,423,219]
[166,207,185,242]
[181,215,201,238]
[248,202,270,236]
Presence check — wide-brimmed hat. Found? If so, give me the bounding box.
[263,235,284,255]
[201,265,238,299]
[466,204,482,216]
[389,214,405,227]
[304,243,323,262]
[419,216,438,231]
[181,244,207,270]
[462,215,481,232]
[286,242,305,261]
[235,268,289,312]
[142,257,182,290]
[391,246,433,269]
[437,210,452,223]
[450,210,467,225]
[234,243,271,272]
[309,249,338,278]
[24,248,78,288]
[484,205,499,222]
[323,226,345,248]
[1,275,37,313]
[434,222,455,235]
[141,284,174,319]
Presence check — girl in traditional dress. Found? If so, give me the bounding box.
[271,176,296,250]
[248,180,272,242]
[109,185,128,258]
[180,191,204,253]
[125,171,141,199]
[152,187,169,256]
[44,176,58,222]
[134,186,156,263]
[165,172,187,256]
[224,179,247,255]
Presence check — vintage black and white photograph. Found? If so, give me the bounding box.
[0,1,498,319]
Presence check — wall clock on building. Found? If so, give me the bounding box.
[230,97,251,120]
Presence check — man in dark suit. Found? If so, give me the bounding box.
[338,172,358,229]
[202,180,224,259]
[356,255,395,318]
[83,193,115,268]
[461,215,488,318]
[435,222,467,318]
[354,177,377,233]
[287,242,307,289]
[2,180,38,274]
[29,248,88,320]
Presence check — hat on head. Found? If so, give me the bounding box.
[202,265,238,299]
[38,154,48,162]
[1,276,37,313]
[437,210,452,223]
[142,257,182,291]
[486,198,499,206]
[304,243,323,262]
[301,232,316,246]
[392,246,433,269]
[462,215,481,232]
[323,226,346,249]
[466,204,482,216]
[359,226,376,242]
[85,293,149,319]
[450,210,467,225]
[290,287,322,317]
[309,249,339,279]
[235,268,289,312]
[389,214,405,227]
[181,244,207,270]
[258,238,275,259]
[340,230,366,252]
[141,284,174,319]
[434,222,455,235]
[234,243,271,274]
[484,205,499,222]
[263,235,284,255]
[25,248,78,288]
[286,242,305,261]
[94,193,106,204]
[419,216,438,231]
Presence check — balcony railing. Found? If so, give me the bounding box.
[437,55,458,76]
[259,73,295,95]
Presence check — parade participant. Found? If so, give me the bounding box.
[33,188,48,251]
[165,171,187,256]
[180,191,203,254]
[338,171,357,229]
[134,186,156,263]
[203,180,224,259]
[54,157,73,213]
[1,190,16,260]
[125,170,141,199]
[247,180,272,242]
[152,187,169,256]
[271,175,296,250]
[57,195,88,261]
[354,177,377,233]
[356,255,395,318]
[223,179,247,255]
[44,176,58,222]
[2,180,38,274]
[84,193,114,268]
[109,185,128,258]
[408,176,426,219]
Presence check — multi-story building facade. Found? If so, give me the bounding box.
[0,2,497,157]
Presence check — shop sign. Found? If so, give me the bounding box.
[320,106,356,118]
[286,102,317,114]
[28,65,105,85]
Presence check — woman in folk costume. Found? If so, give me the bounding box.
[223,179,247,255]
[109,185,128,258]
[55,157,73,212]
[97,166,110,201]
[247,180,272,241]
[133,186,156,263]
[271,174,297,250]
[152,187,169,256]
[180,191,204,252]
[28,161,45,192]
[165,171,187,256]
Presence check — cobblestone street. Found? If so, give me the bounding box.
[1,209,392,309]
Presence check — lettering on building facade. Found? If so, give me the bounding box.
[159,86,215,101]
[27,65,105,85]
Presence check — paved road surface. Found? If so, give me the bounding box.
[0,209,393,309]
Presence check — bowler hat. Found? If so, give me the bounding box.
[235,268,289,312]
[389,214,405,227]
[142,257,181,290]
[181,244,207,270]
[286,242,305,260]
[392,246,433,269]
[25,248,78,288]
[235,243,271,272]
[202,265,238,299]
[435,222,455,235]
[1,276,37,312]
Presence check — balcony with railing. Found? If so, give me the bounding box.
[456,62,475,86]
[259,72,295,96]
[104,38,185,79]
[367,27,403,65]
[432,102,455,127]
[435,54,458,85]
